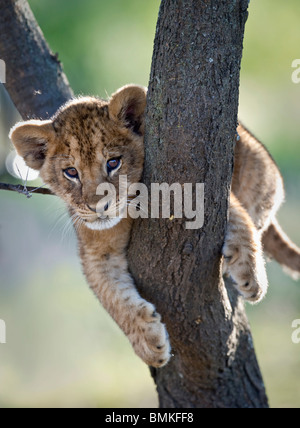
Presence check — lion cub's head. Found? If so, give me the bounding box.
[10,85,146,230]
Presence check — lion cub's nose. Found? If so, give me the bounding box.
[87,203,109,213]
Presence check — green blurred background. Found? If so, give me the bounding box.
[0,0,299,408]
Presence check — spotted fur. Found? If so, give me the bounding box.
[9,85,300,368]
[10,85,171,367]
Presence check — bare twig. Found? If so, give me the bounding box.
[0,182,53,197]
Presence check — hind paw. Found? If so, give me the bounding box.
[222,239,268,303]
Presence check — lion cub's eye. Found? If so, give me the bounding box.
[64,167,79,181]
[107,158,121,174]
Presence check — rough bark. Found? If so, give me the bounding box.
[128,0,269,408]
[0,0,73,120]
[1,0,269,408]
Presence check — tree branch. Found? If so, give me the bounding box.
[0,182,53,197]
[0,0,71,198]
[0,0,73,120]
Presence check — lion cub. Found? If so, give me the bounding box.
[10,85,300,367]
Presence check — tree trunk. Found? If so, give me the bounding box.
[1,0,269,408]
[127,0,269,408]
[0,0,73,119]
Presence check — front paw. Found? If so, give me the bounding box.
[129,303,171,368]
[222,240,268,303]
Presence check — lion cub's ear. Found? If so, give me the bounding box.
[109,85,147,136]
[9,120,55,170]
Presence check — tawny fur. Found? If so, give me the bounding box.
[9,85,300,367]
[10,86,171,368]
[223,124,300,301]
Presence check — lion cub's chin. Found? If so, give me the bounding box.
[84,217,122,231]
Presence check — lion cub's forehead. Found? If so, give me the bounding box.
[52,97,122,163]
[53,97,110,138]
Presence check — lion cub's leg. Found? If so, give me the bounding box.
[80,240,171,367]
[94,258,171,367]
[222,193,268,302]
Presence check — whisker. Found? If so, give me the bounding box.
[59,211,83,244]
[126,199,149,216]
[47,205,69,239]
[46,199,66,219]
[72,215,85,234]
[61,215,75,243]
